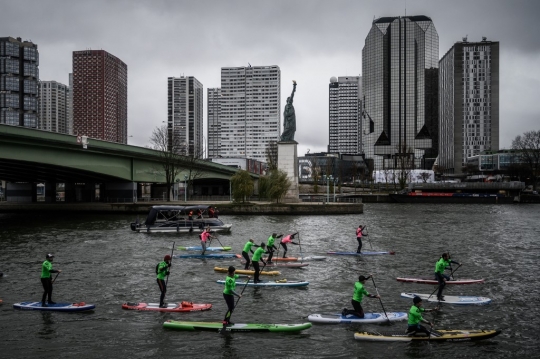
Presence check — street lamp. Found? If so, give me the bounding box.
[184,174,188,202]
[326,175,333,203]
[334,177,338,202]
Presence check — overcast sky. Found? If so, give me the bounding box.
[2,0,539,157]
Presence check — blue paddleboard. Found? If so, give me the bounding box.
[327,251,395,256]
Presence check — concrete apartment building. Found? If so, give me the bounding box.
[328,76,362,154]
[439,37,499,175]
[72,50,127,144]
[38,81,71,134]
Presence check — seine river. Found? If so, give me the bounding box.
[1,204,539,358]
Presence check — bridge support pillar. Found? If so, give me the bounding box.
[44,182,56,203]
[103,182,137,203]
[6,182,35,202]
[64,183,76,202]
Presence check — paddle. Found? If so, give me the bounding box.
[219,275,252,334]
[447,251,455,280]
[211,231,226,249]
[449,263,462,280]
[51,272,61,284]
[298,232,303,263]
[165,242,175,287]
[370,275,390,324]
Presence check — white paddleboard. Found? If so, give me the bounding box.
[400,292,492,305]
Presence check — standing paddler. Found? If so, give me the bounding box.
[356,225,366,253]
[41,253,61,307]
[222,266,248,327]
[266,233,282,264]
[200,227,214,255]
[434,253,461,301]
[156,254,172,308]
[241,239,259,270]
[251,243,268,283]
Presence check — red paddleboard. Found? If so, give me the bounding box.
[396,277,485,285]
[122,301,212,312]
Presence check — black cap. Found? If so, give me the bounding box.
[228,266,236,272]
[358,275,368,281]
[46,253,54,259]
[413,296,423,304]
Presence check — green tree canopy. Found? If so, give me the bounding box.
[267,169,291,203]
[512,130,540,190]
[230,170,254,203]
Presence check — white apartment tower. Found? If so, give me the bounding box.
[207,88,221,158]
[38,81,71,134]
[167,76,203,156]
[439,38,499,174]
[219,65,281,161]
[329,76,362,154]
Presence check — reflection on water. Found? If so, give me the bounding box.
[0,204,539,358]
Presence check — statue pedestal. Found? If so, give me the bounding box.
[277,141,300,203]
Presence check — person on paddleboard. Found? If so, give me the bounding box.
[279,232,299,258]
[356,225,367,253]
[266,233,282,264]
[434,253,461,301]
[251,243,268,283]
[241,239,260,270]
[407,296,439,336]
[41,253,61,307]
[222,266,248,327]
[200,227,215,255]
[342,275,379,318]
[157,254,172,308]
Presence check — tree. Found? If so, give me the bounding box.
[149,125,184,201]
[512,130,540,190]
[265,140,278,171]
[231,170,254,203]
[396,146,415,190]
[267,169,291,203]
[417,171,431,183]
[310,157,321,193]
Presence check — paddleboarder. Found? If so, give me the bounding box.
[200,227,214,255]
[251,243,268,283]
[407,296,439,336]
[241,239,260,270]
[342,275,379,318]
[157,254,172,308]
[434,253,461,301]
[222,266,248,326]
[356,225,366,253]
[266,233,282,264]
[279,232,299,258]
[41,253,61,307]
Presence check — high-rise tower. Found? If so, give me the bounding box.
[329,76,362,154]
[439,37,499,174]
[72,50,127,144]
[0,37,39,128]
[167,76,203,156]
[207,87,221,158]
[38,81,71,134]
[362,16,439,170]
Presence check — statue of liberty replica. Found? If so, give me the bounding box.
[280,80,297,141]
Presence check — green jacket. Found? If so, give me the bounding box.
[267,235,276,248]
[243,241,255,253]
[223,274,240,295]
[41,260,55,279]
[252,247,266,261]
[408,305,425,325]
[157,261,169,280]
[352,281,369,302]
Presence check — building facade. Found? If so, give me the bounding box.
[361,16,439,171]
[72,50,127,144]
[167,76,203,156]
[329,76,362,154]
[38,81,71,134]
[218,65,281,162]
[207,87,221,158]
[0,37,39,128]
[439,38,499,175]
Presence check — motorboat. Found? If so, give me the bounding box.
[130,205,232,233]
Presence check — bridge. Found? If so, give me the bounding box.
[0,124,246,202]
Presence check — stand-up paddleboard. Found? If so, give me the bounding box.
[214,267,280,276]
[174,253,241,259]
[13,301,95,312]
[178,246,232,251]
[354,329,502,342]
[327,251,395,256]
[241,261,308,268]
[264,257,300,262]
[400,293,491,305]
[122,301,212,312]
[397,277,484,285]
[308,312,407,324]
[164,320,312,332]
[297,256,326,261]
[216,279,309,287]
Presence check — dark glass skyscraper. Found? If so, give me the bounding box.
[362,16,439,171]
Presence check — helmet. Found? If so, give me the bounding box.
[413,296,422,304]
[46,253,54,259]
[164,255,172,261]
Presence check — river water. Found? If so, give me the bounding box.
[0,204,539,358]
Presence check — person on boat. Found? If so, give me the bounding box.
[241,239,260,270]
[434,252,461,301]
[200,227,214,255]
[197,209,203,219]
[208,207,215,218]
[214,207,219,218]
[251,243,268,283]
[356,225,366,253]
[407,296,439,336]
[188,210,193,221]
[279,232,299,258]
[156,254,172,308]
[342,275,379,318]
[266,233,282,264]
[222,266,248,327]
[41,253,61,307]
